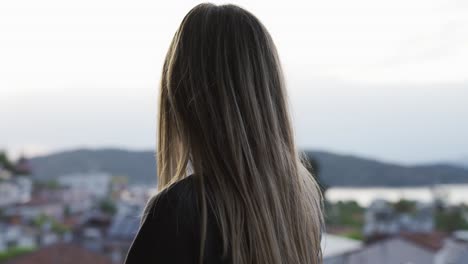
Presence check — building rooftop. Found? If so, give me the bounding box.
[400,232,447,251]
[4,243,113,264]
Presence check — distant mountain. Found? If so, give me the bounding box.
[452,157,468,169]
[305,151,468,187]
[29,148,468,187]
[29,148,157,184]
[460,162,468,169]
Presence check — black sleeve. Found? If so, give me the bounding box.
[124,185,199,264]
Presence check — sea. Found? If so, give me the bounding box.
[325,184,468,206]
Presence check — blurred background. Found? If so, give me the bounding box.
[1,0,467,263]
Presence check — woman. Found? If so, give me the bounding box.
[125,3,323,264]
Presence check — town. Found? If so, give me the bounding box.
[1,152,151,263]
[1,151,467,263]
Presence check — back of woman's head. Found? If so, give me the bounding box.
[157,3,323,264]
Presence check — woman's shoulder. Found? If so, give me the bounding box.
[125,174,201,263]
[143,174,199,222]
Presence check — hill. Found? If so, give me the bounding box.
[452,157,468,169]
[305,151,468,187]
[29,148,468,187]
[29,148,157,184]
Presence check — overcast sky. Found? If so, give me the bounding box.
[1,0,467,164]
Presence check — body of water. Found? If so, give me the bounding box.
[326,184,468,206]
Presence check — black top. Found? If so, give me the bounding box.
[125,174,230,264]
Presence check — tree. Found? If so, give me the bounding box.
[0,151,15,172]
[393,199,416,213]
[99,198,117,215]
[435,207,468,232]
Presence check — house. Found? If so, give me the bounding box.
[0,224,38,250]
[327,231,468,264]
[13,156,32,176]
[5,196,65,221]
[0,165,12,180]
[434,230,468,264]
[0,181,21,207]
[73,211,112,252]
[40,232,59,247]
[0,177,32,208]
[106,200,144,263]
[328,232,446,264]
[33,186,94,215]
[363,199,434,238]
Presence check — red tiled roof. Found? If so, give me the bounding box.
[61,216,81,229]
[400,232,447,251]
[5,243,113,264]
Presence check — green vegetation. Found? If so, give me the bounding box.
[0,247,36,262]
[0,152,9,163]
[326,199,468,238]
[342,230,364,241]
[0,151,15,172]
[31,214,48,228]
[392,199,417,213]
[51,221,69,235]
[98,198,117,215]
[64,205,71,217]
[31,214,70,235]
[325,201,365,240]
[326,201,364,229]
[435,205,468,232]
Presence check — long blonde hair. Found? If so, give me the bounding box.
[156,3,323,264]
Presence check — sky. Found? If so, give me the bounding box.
[0,0,467,164]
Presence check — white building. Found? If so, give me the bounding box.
[0,166,12,180]
[0,176,32,208]
[1,224,38,250]
[363,199,434,238]
[57,172,112,199]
